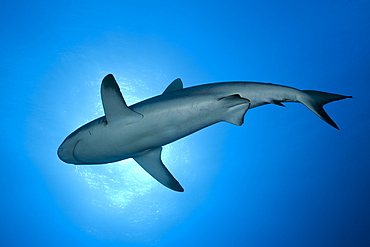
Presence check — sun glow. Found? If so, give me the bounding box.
[72,74,174,211]
[75,159,155,210]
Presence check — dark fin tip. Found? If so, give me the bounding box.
[328,119,340,130]
[172,183,184,192]
[271,100,286,107]
[102,74,119,90]
[176,187,185,192]
[103,74,114,80]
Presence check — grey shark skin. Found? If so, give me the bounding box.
[57,74,351,192]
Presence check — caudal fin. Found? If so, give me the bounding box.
[299,90,352,130]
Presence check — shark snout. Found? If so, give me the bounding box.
[57,145,73,164]
[57,139,81,164]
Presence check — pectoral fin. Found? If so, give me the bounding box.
[133,147,184,192]
[101,74,143,124]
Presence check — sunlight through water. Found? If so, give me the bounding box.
[73,74,157,211]
[60,73,195,242]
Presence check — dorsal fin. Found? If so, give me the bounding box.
[162,78,183,94]
[101,74,143,124]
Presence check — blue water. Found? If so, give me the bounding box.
[1,1,369,246]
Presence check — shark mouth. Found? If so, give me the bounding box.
[72,140,86,164]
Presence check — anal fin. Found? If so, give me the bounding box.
[271,100,286,107]
[133,147,184,192]
[219,94,251,126]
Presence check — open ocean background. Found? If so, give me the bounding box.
[1,1,369,246]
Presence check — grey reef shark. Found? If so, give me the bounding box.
[58,74,351,192]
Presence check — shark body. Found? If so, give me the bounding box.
[58,74,351,192]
